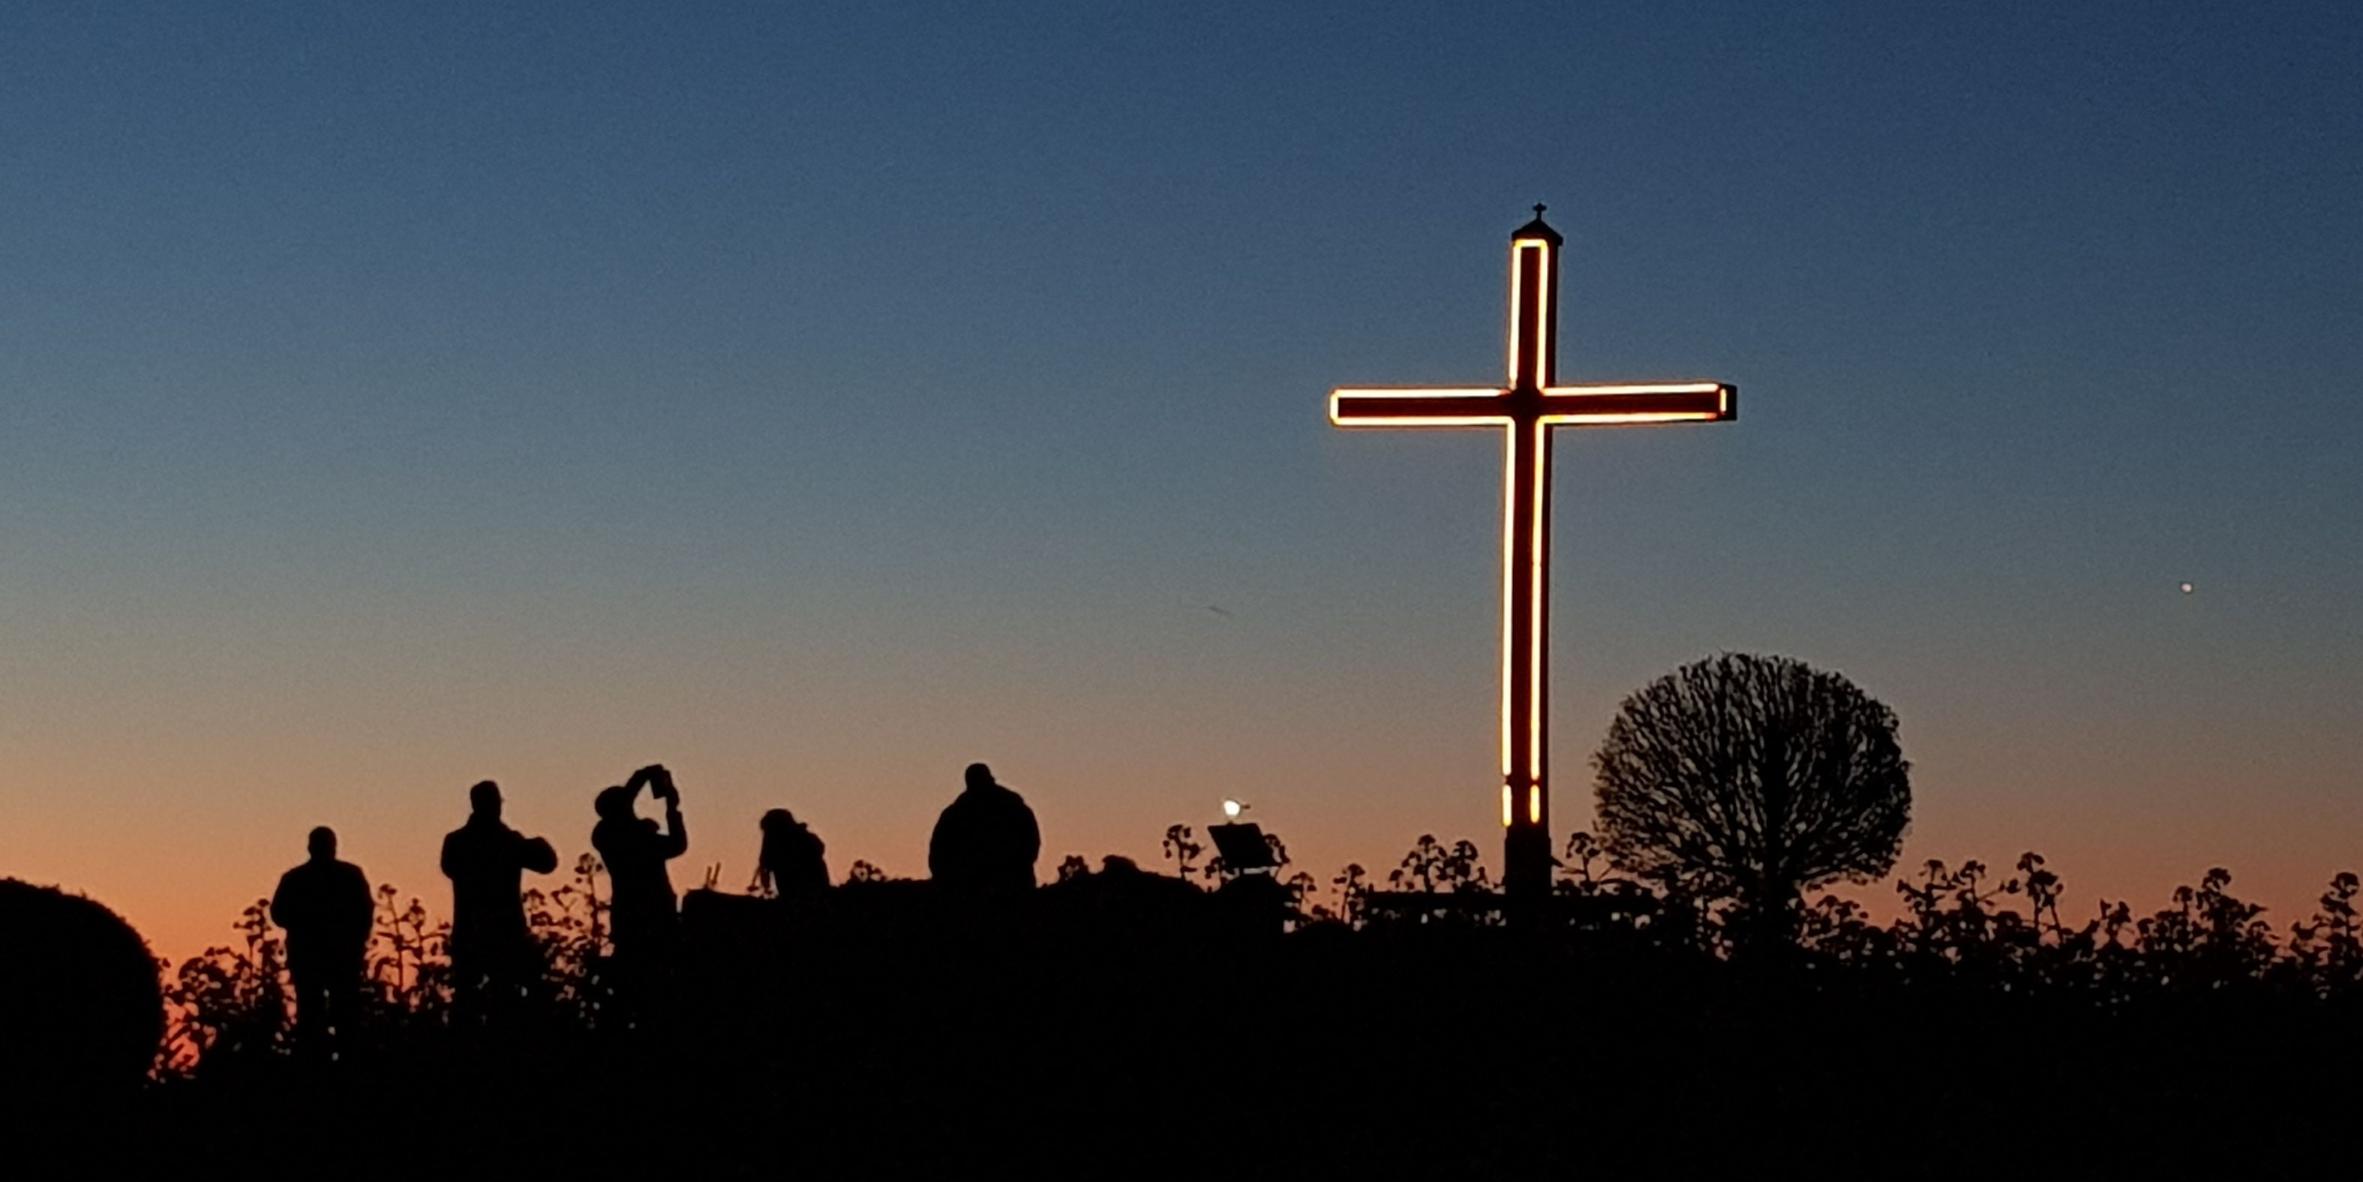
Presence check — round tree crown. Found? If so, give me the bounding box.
[1591,653,1912,912]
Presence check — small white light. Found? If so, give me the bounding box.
[1222,799,1243,820]
[2179,582,2195,595]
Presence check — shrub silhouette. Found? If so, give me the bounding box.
[163,898,288,1075]
[1593,652,1911,944]
[0,879,164,1093]
[2291,872,2363,992]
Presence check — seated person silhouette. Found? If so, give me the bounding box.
[592,764,688,968]
[927,762,1041,895]
[270,826,373,1047]
[441,780,559,1017]
[756,808,829,902]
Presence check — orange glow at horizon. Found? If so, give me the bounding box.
[21,715,2361,967]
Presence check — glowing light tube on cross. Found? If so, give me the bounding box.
[1499,425,1515,779]
[1539,383,1737,425]
[1529,241,1549,386]
[1506,244,1522,380]
[1527,417,1546,780]
[1546,382,1726,396]
[1507,237,1551,387]
[1328,388,1511,427]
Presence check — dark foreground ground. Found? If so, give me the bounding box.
[21,878,2363,1176]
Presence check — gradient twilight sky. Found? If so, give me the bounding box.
[3,3,2359,962]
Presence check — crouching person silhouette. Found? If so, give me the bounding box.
[441,780,559,1025]
[928,762,1041,897]
[756,808,829,903]
[271,826,373,1053]
[593,764,687,1010]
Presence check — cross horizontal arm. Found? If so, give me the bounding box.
[1329,383,1736,427]
[1329,388,1510,427]
[1539,382,1736,425]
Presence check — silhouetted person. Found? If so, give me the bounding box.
[928,762,1041,895]
[757,808,829,902]
[441,780,558,1020]
[593,764,688,971]
[271,826,374,1049]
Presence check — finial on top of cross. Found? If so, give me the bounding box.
[1514,202,1562,245]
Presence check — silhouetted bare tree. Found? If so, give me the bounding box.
[1592,653,1911,945]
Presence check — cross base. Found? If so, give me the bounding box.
[1504,824,1553,898]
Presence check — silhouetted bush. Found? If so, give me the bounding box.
[0,879,162,1094]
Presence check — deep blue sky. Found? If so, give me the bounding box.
[3,2,2359,955]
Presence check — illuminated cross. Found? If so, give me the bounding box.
[1327,208,1736,899]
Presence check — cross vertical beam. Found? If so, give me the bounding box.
[1327,209,1737,900]
[1501,228,1558,897]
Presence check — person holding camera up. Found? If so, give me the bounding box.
[591,764,689,979]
